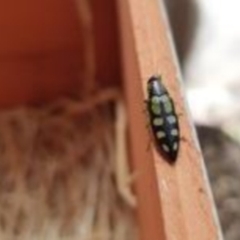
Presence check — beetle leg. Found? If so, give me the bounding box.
[141,100,149,114]
[180,136,187,142]
[180,136,194,148]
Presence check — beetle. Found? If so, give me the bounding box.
[146,75,180,163]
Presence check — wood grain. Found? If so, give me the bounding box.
[117,0,223,239]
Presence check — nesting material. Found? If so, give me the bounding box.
[0,95,138,240]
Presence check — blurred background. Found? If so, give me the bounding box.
[0,0,238,239]
[164,0,240,239]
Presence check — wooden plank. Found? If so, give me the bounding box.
[90,0,122,87]
[0,0,83,107]
[0,0,82,53]
[117,0,223,239]
[117,0,166,240]
[0,49,82,108]
[0,0,121,107]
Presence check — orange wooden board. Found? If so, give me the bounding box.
[0,0,121,108]
[117,0,223,239]
[0,0,83,107]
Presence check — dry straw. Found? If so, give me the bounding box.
[0,0,138,239]
[0,92,138,240]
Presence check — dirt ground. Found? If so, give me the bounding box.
[197,126,240,240]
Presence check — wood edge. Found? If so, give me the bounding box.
[117,0,167,240]
[117,0,223,239]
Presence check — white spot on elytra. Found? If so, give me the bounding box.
[171,129,178,136]
[156,131,166,139]
[151,97,161,115]
[162,144,169,152]
[160,94,169,102]
[173,142,178,151]
[167,115,177,124]
[151,96,161,104]
[153,118,163,126]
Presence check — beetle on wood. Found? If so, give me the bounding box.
[146,75,180,163]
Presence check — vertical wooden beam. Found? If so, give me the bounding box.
[90,0,122,88]
[117,0,223,239]
[117,0,166,240]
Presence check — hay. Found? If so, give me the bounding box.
[0,92,138,240]
[0,0,138,238]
